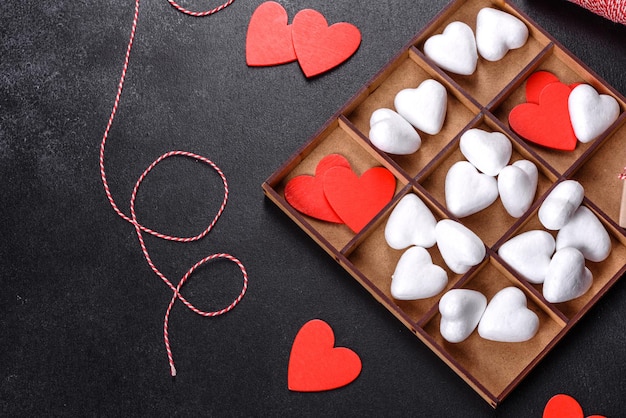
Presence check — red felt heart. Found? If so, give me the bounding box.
[543,394,606,418]
[323,165,395,233]
[509,82,577,151]
[246,1,297,67]
[291,9,361,78]
[284,154,350,223]
[288,319,362,392]
[526,71,560,103]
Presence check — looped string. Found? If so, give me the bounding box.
[99,0,247,377]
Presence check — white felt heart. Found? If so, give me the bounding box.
[385,193,437,250]
[543,247,593,303]
[568,84,620,143]
[369,108,421,155]
[459,128,512,176]
[475,7,529,62]
[439,289,487,343]
[394,79,447,135]
[445,161,499,218]
[477,287,539,343]
[556,206,611,262]
[498,230,555,284]
[435,219,485,275]
[423,21,478,76]
[538,180,584,231]
[390,246,448,300]
[497,160,538,218]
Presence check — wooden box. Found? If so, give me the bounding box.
[262,0,626,407]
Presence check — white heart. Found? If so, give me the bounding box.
[477,287,539,343]
[543,247,593,303]
[394,79,447,135]
[390,246,448,300]
[385,193,437,250]
[439,289,487,343]
[498,230,555,284]
[556,206,612,262]
[497,160,538,218]
[538,180,584,230]
[568,84,620,143]
[475,7,529,62]
[460,128,512,176]
[369,108,421,155]
[435,219,485,274]
[423,21,478,76]
[445,161,499,218]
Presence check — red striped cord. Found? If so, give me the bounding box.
[99,0,247,377]
[619,167,626,180]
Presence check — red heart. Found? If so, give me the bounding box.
[543,394,606,418]
[526,71,560,103]
[288,319,362,392]
[284,154,350,223]
[291,9,361,78]
[323,165,395,233]
[509,82,577,151]
[246,1,297,67]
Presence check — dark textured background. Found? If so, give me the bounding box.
[1,0,625,416]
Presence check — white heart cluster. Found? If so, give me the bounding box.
[385,193,485,300]
[445,128,538,218]
[369,79,447,155]
[498,180,612,303]
[439,286,539,343]
[423,8,529,75]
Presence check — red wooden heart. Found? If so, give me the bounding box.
[291,9,361,78]
[509,82,577,151]
[526,71,560,103]
[246,1,297,67]
[543,394,606,418]
[323,165,395,233]
[288,319,362,392]
[284,154,350,223]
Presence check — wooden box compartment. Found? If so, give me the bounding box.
[262,0,626,407]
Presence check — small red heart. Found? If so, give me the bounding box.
[323,165,395,233]
[288,319,362,392]
[284,154,350,223]
[526,71,560,103]
[509,81,577,151]
[291,9,361,78]
[543,394,606,418]
[246,1,297,67]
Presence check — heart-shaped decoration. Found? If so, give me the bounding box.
[439,289,487,343]
[435,219,486,275]
[538,180,584,230]
[543,394,606,418]
[445,161,499,218]
[394,79,448,135]
[568,84,620,143]
[475,7,529,62]
[498,230,555,284]
[477,287,539,342]
[543,247,593,303]
[369,108,421,155]
[556,206,612,262]
[423,21,478,75]
[498,160,538,218]
[525,71,560,103]
[284,154,351,223]
[323,165,395,233]
[288,319,362,392]
[390,246,448,300]
[384,193,437,250]
[246,1,297,67]
[291,9,361,78]
[459,128,512,176]
[509,81,578,151]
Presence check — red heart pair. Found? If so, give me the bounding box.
[246,1,362,78]
[543,394,605,418]
[284,154,395,233]
[509,71,578,151]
